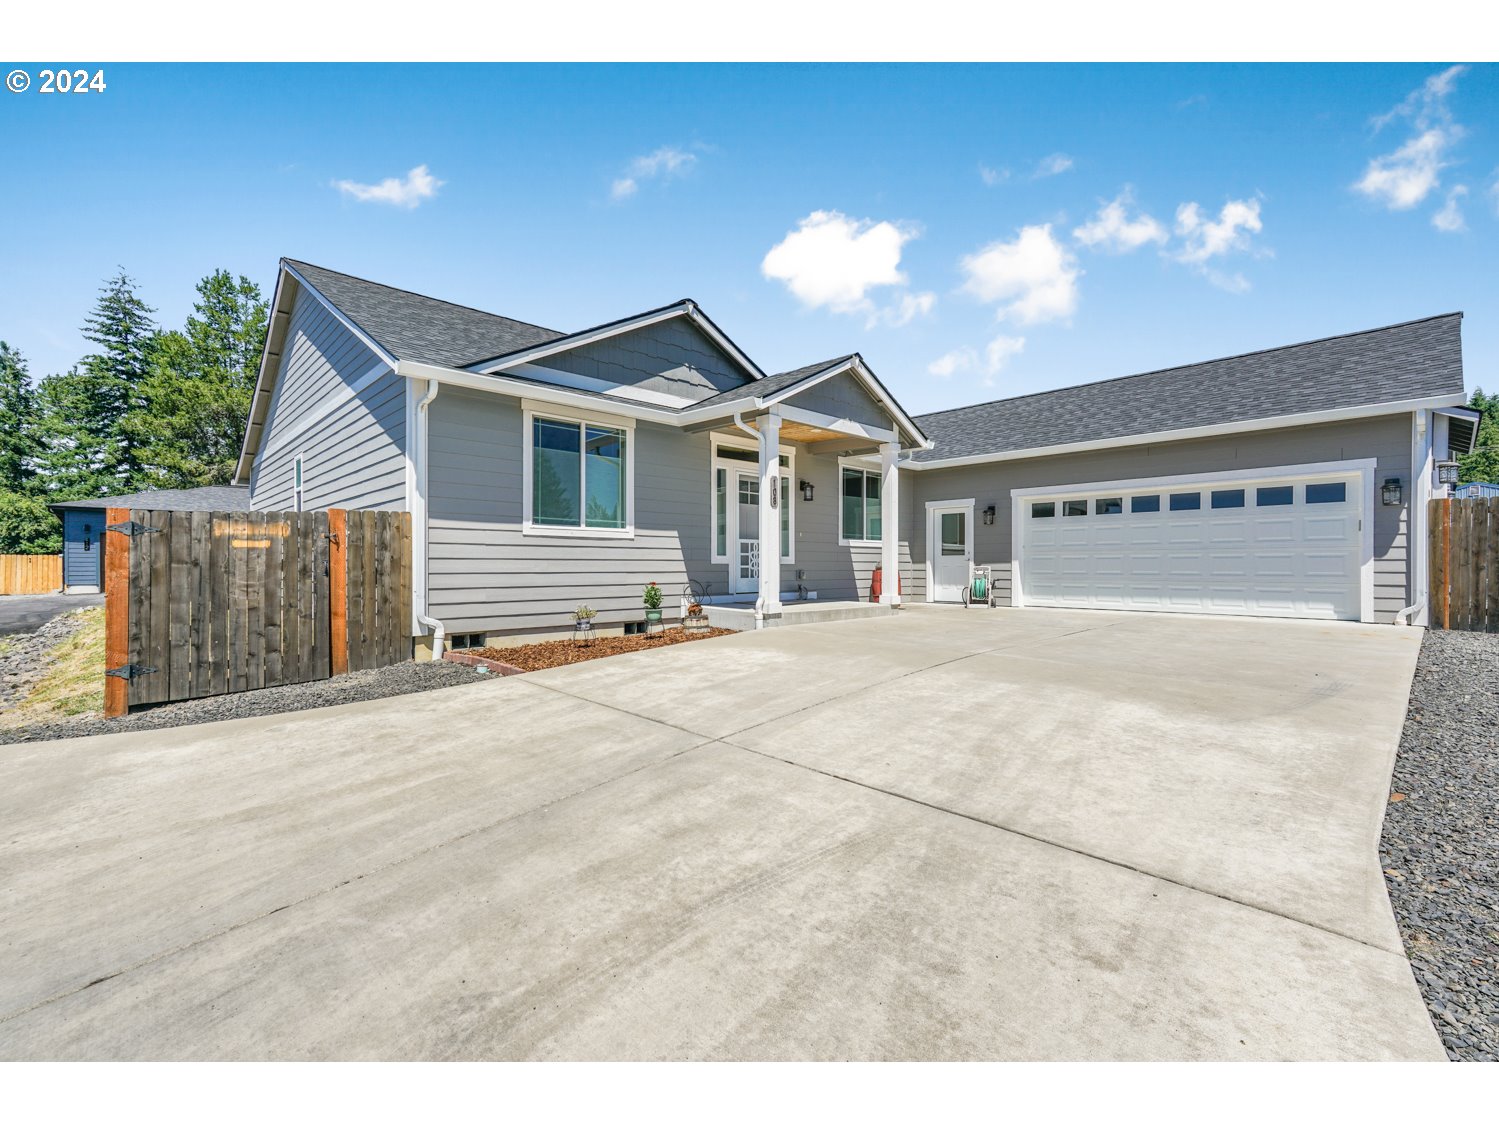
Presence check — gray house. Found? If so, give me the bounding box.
[49,485,250,593]
[234,259,1476,653]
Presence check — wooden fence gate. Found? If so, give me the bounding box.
[1428,497,1499,632]
[104,507,412,716]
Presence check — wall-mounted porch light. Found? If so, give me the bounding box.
[982,505,995,525]
[799,480,814,502]
[1436,461,1460,486]
[1381,478,1403,506]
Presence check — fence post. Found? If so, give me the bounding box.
[329,508,348,676]
[1442,498,1452,630]
[103,506,130,718]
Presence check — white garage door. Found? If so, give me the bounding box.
[1017,467,1368,621]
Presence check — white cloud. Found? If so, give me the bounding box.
[762,210,923,321]
[1033,153,1074,179]
[1073,189,1168,253]
[611,146,697,201]
[872,290,937,328]
[1168,197,1265,292]
[960,224,1081,325]
[1355,66,1467,212]
[979,164,1010,187]
[927,347,976,378]
[332,164,443,209]
[1432,184,1469,233]
[926,334,1026,384]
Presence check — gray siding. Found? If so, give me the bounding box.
[908,413,1413,621]
[61,508,104,590]
[538,317,751,403]
[426,388,914,635]
[789,370,895,433]
[249,286,407,512]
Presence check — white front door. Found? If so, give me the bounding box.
[731,471,760,595]
[929,505,972,602]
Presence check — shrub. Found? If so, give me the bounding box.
[0,490,62,554]
[642,581,663,610]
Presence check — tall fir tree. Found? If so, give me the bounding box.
[1458,388,1499,484]
[0,340,37,492]
[125,270,268,487]
[79,269,158,489]
[30,364,121,500]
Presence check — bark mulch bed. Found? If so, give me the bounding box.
[472,626,735,672]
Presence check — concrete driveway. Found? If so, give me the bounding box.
[0,607,1442,1060]
[0,593,103,636]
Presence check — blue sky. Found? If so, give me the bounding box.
[1,62,1495,414]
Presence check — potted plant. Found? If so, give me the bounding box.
[642,581,664,624]
[572,604,598,644]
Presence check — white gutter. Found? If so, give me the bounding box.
[414,378,443,658]
[1395,598,1425,627]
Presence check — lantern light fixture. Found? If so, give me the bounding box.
[983,505,996,525]
[1381,478,1402,506]
[799,479,814,502]
[1436,461,1460,486]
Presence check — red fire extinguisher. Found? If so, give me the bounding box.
[870,565,902,601]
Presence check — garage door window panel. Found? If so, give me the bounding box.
[1131,494,1161,513]
[1257,485,1293,507]
[1063,499,1088,517]
[1306,482,1347,504]
[1169,493,1201,511]
[1211,489,1245,509]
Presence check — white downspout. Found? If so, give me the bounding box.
[415,378,446,659]
[1400,408,1433,627]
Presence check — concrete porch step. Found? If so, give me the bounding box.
[705,600,899,631]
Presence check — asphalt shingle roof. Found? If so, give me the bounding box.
[912,313,1464,462]
[285,260,564,369]
[50,485,251,512]
[693,356,853,410]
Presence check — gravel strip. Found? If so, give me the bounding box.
[1380,629,1499,1062]
[0,659,491,745]
[0,610,95,712]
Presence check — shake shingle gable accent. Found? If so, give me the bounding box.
[912,313,1464,463]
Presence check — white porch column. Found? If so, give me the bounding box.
[756,410,783,624]
[879,441,901,606]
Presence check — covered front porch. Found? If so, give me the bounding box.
[685,355,930,629]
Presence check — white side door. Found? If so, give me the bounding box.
[929,504,972,602]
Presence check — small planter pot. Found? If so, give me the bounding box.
[644,609,663,623]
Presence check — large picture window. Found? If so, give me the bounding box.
[528,412,630,534]
[841,467,882,543]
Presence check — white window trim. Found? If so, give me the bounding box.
[293,451,305,512]
[709,432,795,564]
[522,401,636,539]
[1009,459,1376,624]
[838,456,885,547]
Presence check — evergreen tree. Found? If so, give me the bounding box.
[124,271,268,487]
[79,269,158,488]
[0,341,37,492]
[0,490,62,554]
[30,365,121,500]
[1458,388,1499,484]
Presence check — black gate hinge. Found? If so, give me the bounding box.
[106,663,158,681]
[107,520,161,538]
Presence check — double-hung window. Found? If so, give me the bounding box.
[840,466,882,544]
[526,409,632,535]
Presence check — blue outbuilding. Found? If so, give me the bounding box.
[48,485,250,593]
[1453,481,1499,499]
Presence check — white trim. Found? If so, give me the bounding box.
[1009,459,1377,624]
[520,401,636,540]
[909,394,1471,472]
[399,360,677,424]
[925,499,977,604]
[723,355,929,449]
[709,432,794,565]
[838,457,887,547]
[256,360,391,463]
[282,262,399,369]
[776,401,897,444]
[292,451,306,512]
[1410,410,1434,625]
[504,361,700,409]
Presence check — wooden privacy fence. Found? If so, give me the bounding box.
[103,508,412,716]
[1429,497,1499,632]
[0,554,62,595]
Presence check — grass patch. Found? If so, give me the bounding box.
[0,607,106,728]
